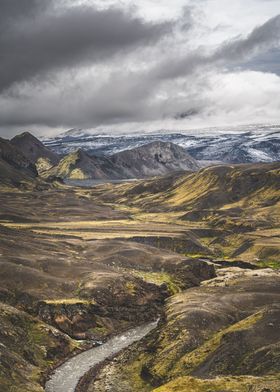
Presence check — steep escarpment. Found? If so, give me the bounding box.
[34,276,167,340]
[0,302,77,392]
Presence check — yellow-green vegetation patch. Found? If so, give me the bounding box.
[152,375,272,392]
[69,168,88,179]
[122,353,153,392]
[0,379,44,392]
[132,271,181,295]
[44,298,96,305]
[0,303,78,392]
[216,233,245,255]
[133,212,187,224]
[258,260,280,270]
[36,157,54,174]
[149,328,190,380]
[28,321,80,368]
[125,281,138,295]
[87,325,109,337]
[184,252,210,259]
[172,311,264,377]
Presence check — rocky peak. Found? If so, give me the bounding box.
[0,137,36,171]
[110,140,200,177]
[11,131,59,165]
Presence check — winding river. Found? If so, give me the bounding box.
[45,321,158,392]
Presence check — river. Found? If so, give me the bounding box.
[45,321,157,392]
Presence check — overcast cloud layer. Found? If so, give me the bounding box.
[0,0,280,137]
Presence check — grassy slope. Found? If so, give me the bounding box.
[4,163,279,265]
[91,271,280,392]
[0,162,279,390]
[93,163,280,266]
[152,303,280,392]
[0,302,77,392]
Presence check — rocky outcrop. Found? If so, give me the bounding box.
[0,302,77,392]
[0,137,37,185]
[34,260,215,340]
[0,137,37,175]
[11,132,59,171]
[109,141,200,178]
[35,276,168,340]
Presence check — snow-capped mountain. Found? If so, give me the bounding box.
[42,124,280,164]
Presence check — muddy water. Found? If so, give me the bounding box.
[45,321,157,392]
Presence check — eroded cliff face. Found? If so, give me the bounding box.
[35,277,168,340]
[86,268,280,392]
[35,260,215,339]
[0,302,78,392]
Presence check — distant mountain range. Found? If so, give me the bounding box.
[1,124,279,185]
[42,124,280,164]
[0,133,200,183]
[43,140,200,180]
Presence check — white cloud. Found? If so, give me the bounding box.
[200,70,280,124]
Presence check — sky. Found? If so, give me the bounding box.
[0,0,280,137]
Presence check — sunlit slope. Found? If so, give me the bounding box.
[117,163,280,212]
[98,163,280,265]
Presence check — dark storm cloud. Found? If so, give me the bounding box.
[0,0,172,92]
[243,48,280,75]
[152,14,280,81]
[0,2,280,135]
[0,0,48,25]
[1,13,279,130]
[214,14,280,61]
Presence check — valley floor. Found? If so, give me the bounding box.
[0,163,279,391]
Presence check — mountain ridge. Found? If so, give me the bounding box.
[45,140,200,180]
[43,124,280,164]
[0,137,38,185]
[11,131,60,173]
